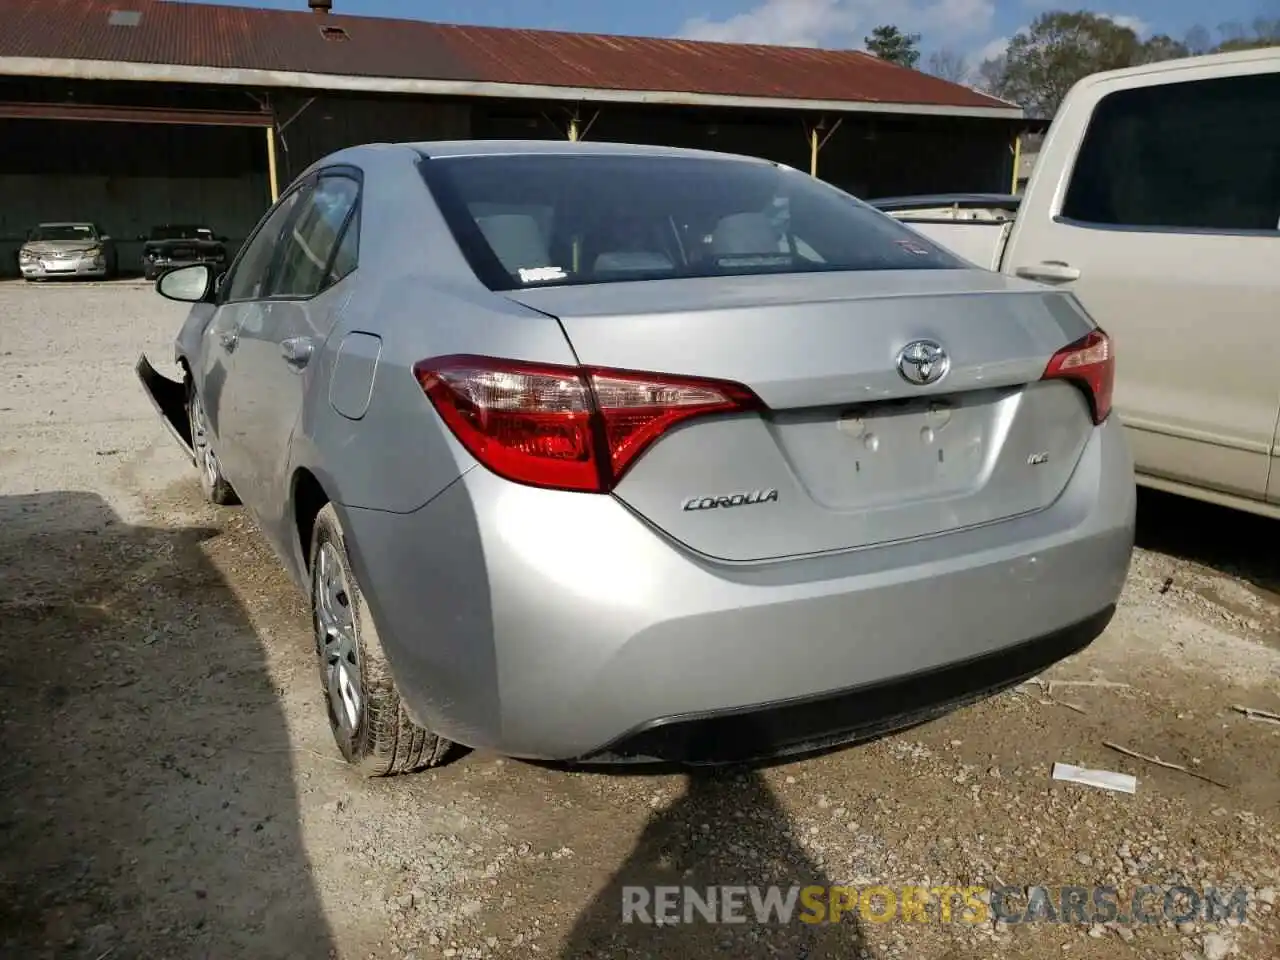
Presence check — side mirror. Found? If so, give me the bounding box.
[157,263,214,303]
[217,235,230,243]
[99,235,112,242]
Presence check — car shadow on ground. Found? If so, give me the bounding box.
[0,492,334,960]
[1135,487,1279,598]
[557,767,872,958]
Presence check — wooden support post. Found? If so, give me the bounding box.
[1011,133,1022,194]
[266,125,280,203]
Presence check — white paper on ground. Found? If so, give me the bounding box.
[1051,762,1137,794]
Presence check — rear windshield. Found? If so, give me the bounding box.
[30,224,95,242]
[150,225,213,240]
[421,153,966,291]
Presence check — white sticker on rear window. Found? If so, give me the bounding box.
[517,266,567,283]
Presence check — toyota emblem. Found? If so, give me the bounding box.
[896,339,950,386]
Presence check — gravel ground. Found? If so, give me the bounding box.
[1,279,1278,960]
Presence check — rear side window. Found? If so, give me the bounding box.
[421,154,965,291]
[328,205,360,286]
[271,174,361,298]
[1061,72,1280,232]
[225,189,304,303]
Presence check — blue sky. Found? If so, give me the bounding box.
[184,0,1277,65]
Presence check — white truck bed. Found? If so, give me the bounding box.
[869,194,1019,272]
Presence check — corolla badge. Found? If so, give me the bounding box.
[896,339,950,386]
[682,489,779,511]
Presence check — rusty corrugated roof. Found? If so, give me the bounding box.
[434,26,1007,107]
[0,0,1012,111]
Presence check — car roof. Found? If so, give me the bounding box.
[1074,44,1279,88]
[410,139,771,164]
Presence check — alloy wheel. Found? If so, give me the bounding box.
[315,541,362,743]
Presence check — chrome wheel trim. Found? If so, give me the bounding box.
[315,541,362,741]
[188,392,220,490]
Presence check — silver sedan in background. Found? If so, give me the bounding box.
[137,141,1136,776]
[19,221,118,280]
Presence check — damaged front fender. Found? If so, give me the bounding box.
[136,354,194,463]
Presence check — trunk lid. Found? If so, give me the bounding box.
[507,270,1098,562]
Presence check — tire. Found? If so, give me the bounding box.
[186,381,239,506]
[310,503,451,776]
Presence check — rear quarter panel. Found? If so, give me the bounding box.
[288,146,581,518]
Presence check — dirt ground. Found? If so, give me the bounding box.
[1,280,1277,960]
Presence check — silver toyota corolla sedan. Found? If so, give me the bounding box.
[137,140,1136,776]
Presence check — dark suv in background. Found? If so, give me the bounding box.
[140,225,229,281]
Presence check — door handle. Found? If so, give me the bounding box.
[280,337,314,368]
[1015,261,1081,283]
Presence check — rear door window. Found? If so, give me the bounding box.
[1061,71,1280,232]
[224,189,306,303]
[327,205,360,287]
[421,153,965,291]
[270,174,361,298]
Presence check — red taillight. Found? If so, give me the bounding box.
[1041,329,1114,425]
[413,355,763,493]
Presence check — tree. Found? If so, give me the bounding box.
[1136,33,1190,64]
[925,48,971,84]
[973,55,1009,98]
[1184,24,1214,55]
[977,11,1145,118]
[975,10,1280,120]
[865,25,922,68]
[1210,17,1280,51]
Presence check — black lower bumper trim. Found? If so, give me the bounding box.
[136,354,194,459]
[584,605,1115,765]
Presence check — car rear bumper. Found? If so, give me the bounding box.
[341,417,1135,762]
[591,605,1112,763]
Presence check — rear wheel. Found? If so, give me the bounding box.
[310,504,451,776]
[186,381,238,505]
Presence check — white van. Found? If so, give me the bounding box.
[874,47,1280,519]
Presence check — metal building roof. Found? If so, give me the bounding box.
[0,0,1021,118]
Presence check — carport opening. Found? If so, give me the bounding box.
[294,471,330,572]
[0,113,269,278]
